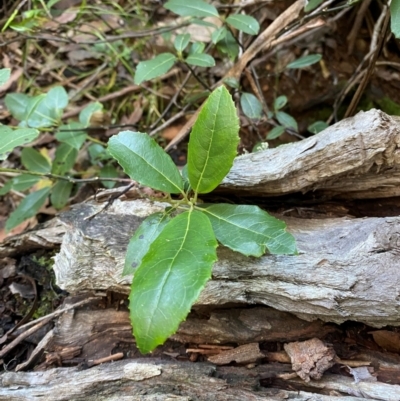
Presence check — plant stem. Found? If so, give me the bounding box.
[0,168,132,183]
[183,63,211,91]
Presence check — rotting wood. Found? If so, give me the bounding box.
[53,198,400,327]
[284,373,400,401]
[0,359,386,401]
[0,217,64,258]
[36,303,336,365]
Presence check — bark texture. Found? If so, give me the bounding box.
[54,198,400,327]
[220,109,400,199]
[1,359,398,401]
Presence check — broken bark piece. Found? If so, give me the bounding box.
[370,330,400,353]
[284,373,400,400]
[284,338,336,382]
[172,307,337,344]
[220,109,400,199]
[346,366,377,383]
[207,343,264,365]
[0,218,65,258]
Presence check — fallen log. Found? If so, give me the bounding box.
[1,358,397,401]
[54,198,400,328]
[220,109,400,199]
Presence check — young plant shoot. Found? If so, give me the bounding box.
[108,86,297,354]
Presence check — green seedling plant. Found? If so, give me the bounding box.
[107,86,297,354]
[134,0,261,85]
[1,78,116,231]
[239,54,329,141]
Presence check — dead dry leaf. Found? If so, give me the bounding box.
[370,330,400,352]
[0,217,38,241]
[207,343,264,365]
[284,338,336,382]
[161,122,187,141]
[55,9,79,24]
[121,100,143,126]
[0,68,23,94]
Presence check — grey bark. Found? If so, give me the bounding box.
[53,198,400,328]
[220,109,400,199]
[0,359,396,401]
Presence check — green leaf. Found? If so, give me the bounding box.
[240,92,263,119]
[129,210,217,353]
[185,53,215,67]
[50,180,73,209]
[187,86,239,194]
[286,54,322,69]
[191,18,218,28]
[307,121,328,134]
[304,0,324,12]
[51,143,77,175]
[0,174,41,196]
[56,122,87,150]
[0,68,11,85]
[123,212,171,276]
[189,41,205,54]
[276,111,298,132]
[5,187,51,232]
[217,30,239,60]
[21,148,51,173]
[5,93,30,121]
[174,33,190,53]
[22,95,43,122]
[108,131,184,194]
[391,0,400,38]
[88,143,109,162]
[211,26,227,44]
[46,86,68,110]
[274,95,287,111]
[79,102,103,127]
[47,0,62,8]
[0,126,40,160]
[100,164,118,188]
[0,180,13,196]
[134,53,177,85]
[266,125,285,140]
[26,95,59,128]
[181,164,191,192]
[11,174,40,192]
[226,14,260,35]
[164,0,218,18]
[223,77,239,89]
[202,204,297,256]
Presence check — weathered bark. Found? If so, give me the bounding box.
[0,217,64,258]
[54,198,400,328]
[1,358,397,401]
[220,109,400,199]
[33,301,335,365]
